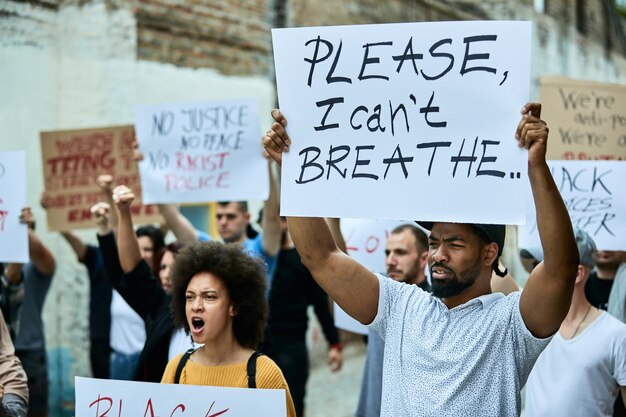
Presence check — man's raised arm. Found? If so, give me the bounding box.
[261,161,281,257]
[263,110,379,324]
[517,103,579,338]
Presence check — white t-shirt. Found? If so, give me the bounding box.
[109,290,146,355]
[370,274,550,417]
[168,327,202,361]
[525,311,626,417]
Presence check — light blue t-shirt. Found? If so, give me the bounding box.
[243,234,278,287]
[371,274,550,417]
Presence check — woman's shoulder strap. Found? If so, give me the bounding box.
[247,351,265,388]
[174,348,197,384]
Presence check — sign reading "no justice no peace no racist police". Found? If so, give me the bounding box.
[272,21,531,224]
[135,99,268,205]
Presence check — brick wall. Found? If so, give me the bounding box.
[5,0,624,75]
[136,0,274,76]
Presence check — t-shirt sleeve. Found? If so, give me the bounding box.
[369,273,407,340]
[244,234,278,283]
[613,328,626,386]
[510,292,552,382]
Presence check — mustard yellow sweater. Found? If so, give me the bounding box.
[162,353,296,417]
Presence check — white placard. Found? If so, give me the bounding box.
[519,160,626,251]
[333,303,367,335]
[342,218,408,272]
[273,21,531,224]
[0,151,28,263]
[135,99,269,204]
[334,218,408,334]
[75,377,286,417]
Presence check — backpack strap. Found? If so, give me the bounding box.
[174,348,197,384]
[246,351,264,388]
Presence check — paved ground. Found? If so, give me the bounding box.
[304,325,366,417]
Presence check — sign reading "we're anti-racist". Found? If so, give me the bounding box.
[273,21,531,224]
[541,77,626,161]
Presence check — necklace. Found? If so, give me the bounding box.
[570,305,592,339]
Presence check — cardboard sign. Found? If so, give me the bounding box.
[272,21,531,224]
[40,126,160,231]
[0,151,28,263]
[135,99,268,204]
[541,77,626,160]
[519,160,626,251]
[75,377,286,417]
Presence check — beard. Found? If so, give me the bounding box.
[430,258,482,298]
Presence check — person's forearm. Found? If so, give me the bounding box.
[60,231,87,261]
[97,232,124,288]
[27,230,55,275]
[262,163,281,257]
[287,217,338,271]
[157,204,197,245]
[104,192,118,236]
[529,162,578,278]
[326,218,347,254]
[117,208,142,274]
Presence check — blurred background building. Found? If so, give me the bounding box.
[1,0,625,415]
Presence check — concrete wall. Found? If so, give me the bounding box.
[0,1,275,414]
[1,0,625,414]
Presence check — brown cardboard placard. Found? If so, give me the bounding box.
[541,76,626,160]
[40,125,161,231]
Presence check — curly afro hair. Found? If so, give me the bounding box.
[169,241,268,349]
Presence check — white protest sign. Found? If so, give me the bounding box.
[342,218,408,271]
[334,218,411,334]
[0,151,28,263]
[272,21,531,223]
[518,160,626,251]
[333,304,367,335]
[75,376,286,417]
[135,99,268,204]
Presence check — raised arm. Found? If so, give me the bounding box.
[261,161,281,257]
[96,175,118,236]
[516,103,579,338]
[325,218,347,254]
[91,202,125,288]
[263,110,379,324]
[20,208,55,276]
[112,186,142,274]
[157,204,198,245]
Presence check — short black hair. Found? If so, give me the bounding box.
[470,225,508,277]
[169,241,268,349]
[217,201,248,213]
[391,224,428,253]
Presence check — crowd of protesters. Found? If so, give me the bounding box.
[0,102,625,417]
